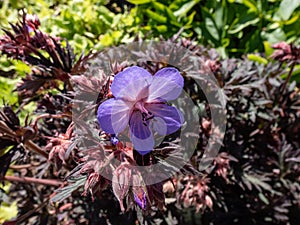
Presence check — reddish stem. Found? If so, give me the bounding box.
[281,61,296,94]
[32,113,72,128]
[3,175,63,186]
[24,139,48,158]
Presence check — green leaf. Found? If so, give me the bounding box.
[247,54,268,65]
[278,0,300,20]
[185,11,196,27]
[0,77,19,105]
[241,0,258,12]
[145,9,167,23]
[174,0,200,18]
[165,6,177,20]
[214,0,225,30]
[151,2,179,25]
[201,7,220,43]
[155,25,168,33]
[245,29,261,52]
[262,27,286,44]
[152,1,165,12]
[205,17,219,41]
[100,33,114,46]
[229,12,260,34]
[0,201,18,223]
[283,14,299,25]
[127,0,152,4]
[263,41,274,57]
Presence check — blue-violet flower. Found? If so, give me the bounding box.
[97,66,184,155]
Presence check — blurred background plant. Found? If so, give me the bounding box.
[1,0,300,105]
[126,0,300,57]
[0,0,299,224]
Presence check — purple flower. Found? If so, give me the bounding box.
[134,191,147,210]
[97,66,184,155]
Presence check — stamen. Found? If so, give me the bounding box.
[145,114,154,121]
[135,101,154,126]
[142,112,147,120]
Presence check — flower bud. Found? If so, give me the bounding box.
[132,172,147,210]
[112,162,132,212]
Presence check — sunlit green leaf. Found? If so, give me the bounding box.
[242,0,258,12]
[214,0,225,30]
[229,13,260,34]
[247,54,268,65]
[155,25,168,33]
[0,201,18,223]
[127,0,152,4]
[263,41,273,57]
[277,0,300,20]
[145,9,167,23]
[174,0,200,17]
[262,27,286,44]
[152,1,165,12]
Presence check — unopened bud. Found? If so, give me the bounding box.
[112,162,132,212]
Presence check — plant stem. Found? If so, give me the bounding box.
[281,62,296,94]
[32,113,72,128]
[4,175,63,186]
[24,139,48,158]
[10,198,49,224]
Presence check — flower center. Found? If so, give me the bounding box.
[134,101,154,126]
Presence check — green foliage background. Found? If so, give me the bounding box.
[1,0,300,56]
[1,0,299,107]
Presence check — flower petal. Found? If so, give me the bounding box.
[129,111,151,139]
[148,67,184,101]
[134,192,147,209]
[97,98,132,134]
[146,103,184,135]
[136,150,152,155]
[131,133,154,155]
[111,66,153,101]
[129,111,155,152]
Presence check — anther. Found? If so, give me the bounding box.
[145,114,154,121]
[142,112,147,119]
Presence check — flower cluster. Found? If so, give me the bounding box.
[270,41,300,63]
